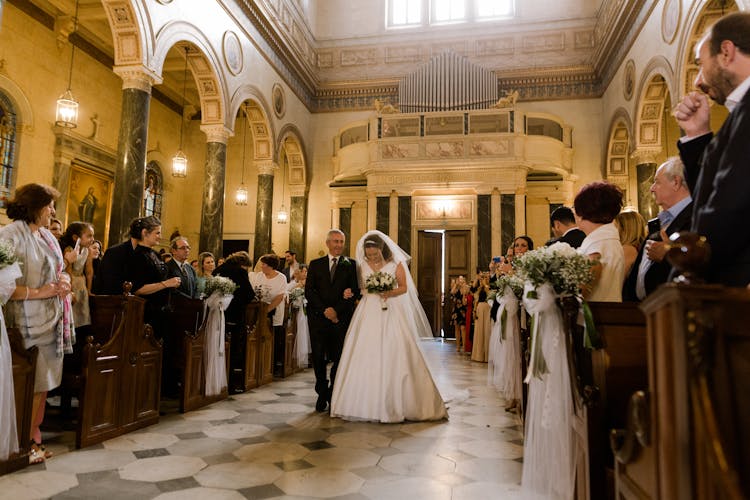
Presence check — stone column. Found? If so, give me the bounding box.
[289,184,307,263]
[632,148,660,219]
[199,124,232,258]
[514,188,526,237]
[253,161,276,259]
[389,190,399,243]
[108,65,161,244]
[367,191,377,230]
[491,188,502,258]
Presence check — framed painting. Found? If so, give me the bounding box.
[66,162,113,248]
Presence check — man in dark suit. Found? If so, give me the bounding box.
[305,229,360,412]
[546,206,586,248]
[674,12,750,286]
[623,158,693,301]
[165,236,197,298]
[282,250,302,282]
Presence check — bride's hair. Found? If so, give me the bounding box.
[363,234,392,261]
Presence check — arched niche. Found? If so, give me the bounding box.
[604,109,633,205]
[230,86,276,165]
[276,126,309,261]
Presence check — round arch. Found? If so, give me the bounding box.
[151,22,228,128]
[634,57,675,154]
[276,124,309,190]
[0,74,34,132]
[101,0,153,68]
[231,85,277,164]
[604,108,634,205]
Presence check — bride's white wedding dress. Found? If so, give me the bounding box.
[330,260,447,423]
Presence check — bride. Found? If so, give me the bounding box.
[330,230,447,423]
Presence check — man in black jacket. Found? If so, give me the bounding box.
[623,158,693,301]
[674,12,750,286]
[546,206,586,248]
[305,229,360,411]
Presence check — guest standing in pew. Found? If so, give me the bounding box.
[674,12,750,286]
[546,206,586,248]
[250,254,289,378]
[574,181,625,301]
[213,251,256,392]
[86,239,102,294]
[623,157,693,301]
[59,221,95,342]
[165,236,198,298]
[0,183,74,464]
[614,210,647,278]
[195,251,215,297]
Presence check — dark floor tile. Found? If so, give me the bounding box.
[303,440,334,450]
[176,432,207,440]
[274,459,313,472]
[239,483,285,499]
[55,475,160,499]
[155,476,200,493]
[238,435,268,445]
[133,448,170,459]
[275,392,296,397]
[203,453,240,466]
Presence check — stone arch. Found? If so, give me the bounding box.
[100,0,152,68]
[274,126,309,260]
[276,124,309,190]
[604,109,634,205]
[676,0,738,128]
[151,22,228,127]
[230,85,276,165]
[634,57,675,155]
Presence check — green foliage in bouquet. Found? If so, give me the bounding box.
[204,276,238,296]
[0,239,17,269]
[512,242,594,297]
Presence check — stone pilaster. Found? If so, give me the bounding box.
[491,188,502,258]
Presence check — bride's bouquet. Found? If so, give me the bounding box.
[365,271,396,310]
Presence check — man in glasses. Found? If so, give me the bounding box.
[166,236,198,298]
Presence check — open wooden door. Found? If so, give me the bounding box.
[443,230,471,338]
[417,231,442,336]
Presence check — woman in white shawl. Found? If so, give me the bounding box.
[0,184,73,464]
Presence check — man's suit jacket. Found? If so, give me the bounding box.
[305,256,359,330]
[545,228,586,249]
[166,258,197,298]
[93,240,135,295]
[622,201,693,301]
[678,89,750,286]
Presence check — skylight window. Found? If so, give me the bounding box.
[389,0,421,26]
[433,0,466,23]
[476,0,514,19]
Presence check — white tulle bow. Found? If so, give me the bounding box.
[203,291,233,396]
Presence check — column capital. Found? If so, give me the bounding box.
[254,160,277,176]
[113,65,162,92]
[631,147,661,165]
[200,124,233,144]
[289,184,306,197]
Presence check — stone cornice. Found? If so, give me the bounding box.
[228,0,652,111]
[113,64,162,92]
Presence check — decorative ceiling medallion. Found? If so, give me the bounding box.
[662,0,681,45]
[623,60,635,101]
[272,83,286,119]
[223,31,243,76]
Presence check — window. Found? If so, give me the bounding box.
[432,0,465,23]
[144,161,164,219]
[476,0,513,19]
[0,93,17,208]
[388,0,514,28]
[389,0,421,27]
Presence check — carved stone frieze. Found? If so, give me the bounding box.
[200,124,233,144]
[113,65,162,92]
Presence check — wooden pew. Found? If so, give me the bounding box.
[283,307,298,377]
[0,328,38,476]
[614,284,750,500]
[77,293,161,449]
[559,299,648,500]
[243,302,273,390]
[166,294,231,413]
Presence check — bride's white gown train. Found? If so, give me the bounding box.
[330,261,447,423]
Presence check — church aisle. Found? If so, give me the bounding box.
[0,341,523,500]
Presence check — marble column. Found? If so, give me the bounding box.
[289,184,307,263]
[477,194,491,268]
[376,195,389,234]
[109,66,161,244]
[389,190,399,243]
[398,196,411,255]
[253,161,276,259]
[367,191,377,230]
[491,188,501,258]
[514,189,526,237]
[501,194,515,252]
[199,125,232,258]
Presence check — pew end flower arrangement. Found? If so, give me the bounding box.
[202,276,237,396]
[0,238,20,305]
[288,287,306,317]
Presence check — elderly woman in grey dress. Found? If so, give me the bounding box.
[0,183,73,464]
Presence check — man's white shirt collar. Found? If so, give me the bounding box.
[725,75,750,112]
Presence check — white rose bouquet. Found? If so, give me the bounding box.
[365,271,396,310]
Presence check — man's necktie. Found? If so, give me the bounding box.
[330,257,338,282]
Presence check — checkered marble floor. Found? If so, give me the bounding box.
[0,340,523,500]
